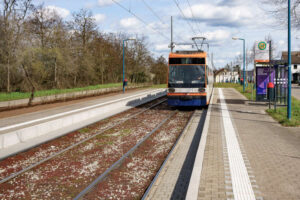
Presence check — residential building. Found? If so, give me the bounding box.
[282,51,300,83]
[214,68,239,83]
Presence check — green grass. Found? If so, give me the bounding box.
[0,82,168,102]
[266,97,300,127]
[0,83,123,101]
[79,128,90,134]
[215,82,300,127]
[150,84,167,88]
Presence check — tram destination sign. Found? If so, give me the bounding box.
[255,41,269,63]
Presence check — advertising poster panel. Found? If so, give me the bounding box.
[256,67,275,96]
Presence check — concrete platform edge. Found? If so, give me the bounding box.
[185,89,214,200]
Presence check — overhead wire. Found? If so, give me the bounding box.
[186,0,202,35]
[112,0,186,51]
[111,0,170,41]
[172,0,198,36]
[141,0,189,43]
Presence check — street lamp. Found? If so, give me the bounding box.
[233,37,246,93]
[122,38,136,93]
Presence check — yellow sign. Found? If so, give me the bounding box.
[258,42,267,50]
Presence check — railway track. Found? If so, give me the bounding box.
[0,98,194,199]
[77,110,195,199]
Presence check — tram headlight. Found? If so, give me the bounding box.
[198,88,205,93]
[168,88,175,93]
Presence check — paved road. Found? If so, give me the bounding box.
[292,84,300,100]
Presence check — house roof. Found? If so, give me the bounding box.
[282,51,300,64]
[214,68,227,76]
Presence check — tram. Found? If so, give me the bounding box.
[167,50,214,107]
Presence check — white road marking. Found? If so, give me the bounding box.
[219,88,255,200]
[0,89,164,132]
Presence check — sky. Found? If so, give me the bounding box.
[32,0,300,69]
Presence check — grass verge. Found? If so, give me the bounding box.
[0,82,169,102]
[150,84,167,88]
[0,83,123,102]
[266,97,300,126]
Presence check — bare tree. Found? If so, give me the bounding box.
[262,0,300,29]
[1,0,32,92]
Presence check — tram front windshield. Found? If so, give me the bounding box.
[169,65,205,88]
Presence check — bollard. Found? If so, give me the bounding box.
[123,79,128,87]
[267,82,275,101]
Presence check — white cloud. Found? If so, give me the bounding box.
[214,59,226,64]
[202,30,231,41]
[183,3,254,27]
[45,6,70,19]
[155,44,169,51]
[120,17,140,28]
[147,22,169,31]
[279,40,285,46]
[93,14,106,25]
[98,0,114,7]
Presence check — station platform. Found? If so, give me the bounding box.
[145,88,300,200]
[0,88,166,159]
[0,88,159,127]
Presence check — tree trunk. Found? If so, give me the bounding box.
[54,57,58,87]
[22,64,36,106]
[101,67,104,84]
[7,58,10,93]
[74,75,77,86]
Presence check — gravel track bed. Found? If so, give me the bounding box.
[0,101,170,199]
[83,111,193,199]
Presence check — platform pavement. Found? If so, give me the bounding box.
[196,88,300,200]
[0,88,158,128]
[145,88,300,200]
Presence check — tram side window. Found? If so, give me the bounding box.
[206,66,209,85]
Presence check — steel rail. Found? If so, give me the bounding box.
[73,111,177,200]
[0,99,167,184]
[141,110,197,200]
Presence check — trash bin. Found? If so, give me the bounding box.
[267,82,275,101]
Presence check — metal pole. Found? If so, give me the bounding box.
[287,0,292,120]
[269,40,272,109]
[123,40,125,93]
[171,16,173,52]
[243,39,245,93]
